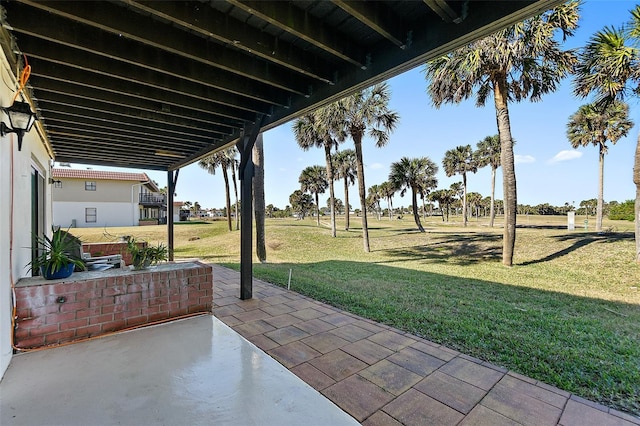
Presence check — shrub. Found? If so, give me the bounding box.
[608,200,634,221]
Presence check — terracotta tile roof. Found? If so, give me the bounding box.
[52,168,150,182]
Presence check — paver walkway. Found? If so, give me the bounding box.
[212,265,639,426]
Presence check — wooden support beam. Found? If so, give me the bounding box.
[167,170,175,261]
[236,116,264,300]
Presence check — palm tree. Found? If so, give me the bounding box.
[333,149,357,231]
[378,181,396,220]
[443,145,477,227]
[224,148,240,231]
[425,1,579,265]
[467,192,483,220]
[428,189,453,222]
[417,173,438,218]
[299,165,328,226]
[475,135,501,227]
[573,5,640,261]
[367,184,383,220]
[567,101,633,232]
[199,151,234,231]
[253,133,266,262]
[289,190,314,220]
[331,83,399,252]
[293,110,340,237]
[388,157,438,232]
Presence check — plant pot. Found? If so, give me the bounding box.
[40,263,75,280]
[132,258,152,270]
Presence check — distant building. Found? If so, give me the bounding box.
[173,201,190,222]
[52,169,166,228]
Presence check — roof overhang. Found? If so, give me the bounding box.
[0,0,561,171]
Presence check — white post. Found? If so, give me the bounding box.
[567,211,575,231]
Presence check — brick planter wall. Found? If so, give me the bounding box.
[14,262,213,349]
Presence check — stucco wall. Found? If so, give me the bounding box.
[0,93,53,378]
[0,39,55,377]
[54,201,140,228]
[52,178,142,203]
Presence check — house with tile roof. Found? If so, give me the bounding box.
[52,168,167,228]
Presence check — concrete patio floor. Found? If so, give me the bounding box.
[212,265,640,426]
[0,314,358,426]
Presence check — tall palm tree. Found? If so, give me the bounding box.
[425,1,579,265]
[293,110,340,237]
[388,157,438,232]
[331,83,399,252]
[567,101,633,232]
[475,135,501,227]
[199,151,233,231]
[443,145,477,227]
[378,181,396,220]
[224,148,240,230]
[573,5,640,261]
[333,149,357,230]
[299,165,328,226]
[253,133,266,262]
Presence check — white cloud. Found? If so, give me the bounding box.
[547,150,582,164]
[368,162,385,170]
[514,155,536,164]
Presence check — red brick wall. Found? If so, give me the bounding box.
[14,262,213,349]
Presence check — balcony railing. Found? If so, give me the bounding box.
[139,194,166,206]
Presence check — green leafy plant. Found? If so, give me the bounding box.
[125,237,168,270]
[27,227,86,277]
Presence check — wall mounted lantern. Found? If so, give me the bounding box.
[1,100,37,151]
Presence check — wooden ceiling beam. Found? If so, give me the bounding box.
[9,12,291,107]
[332,0,409,49]
[13,0,312,95]
[228,0,368,69]
[124,0,336,84]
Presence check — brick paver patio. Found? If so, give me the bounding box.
[212,265,639,426]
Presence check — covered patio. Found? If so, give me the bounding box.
[4,1,635,425]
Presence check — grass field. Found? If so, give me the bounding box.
[73,214,640,416]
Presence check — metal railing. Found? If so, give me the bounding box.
[139,194,166,205]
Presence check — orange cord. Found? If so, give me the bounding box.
[11,55,30,103]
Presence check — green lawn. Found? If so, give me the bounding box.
[73,215,640,416]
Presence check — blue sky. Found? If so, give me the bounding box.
[64,0,639,210]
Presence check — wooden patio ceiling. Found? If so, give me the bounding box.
[0,0,561,171]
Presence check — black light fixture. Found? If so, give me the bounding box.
[1,100,37,151]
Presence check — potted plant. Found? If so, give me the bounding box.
[125,237,168,270]
[27,227,86,279]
